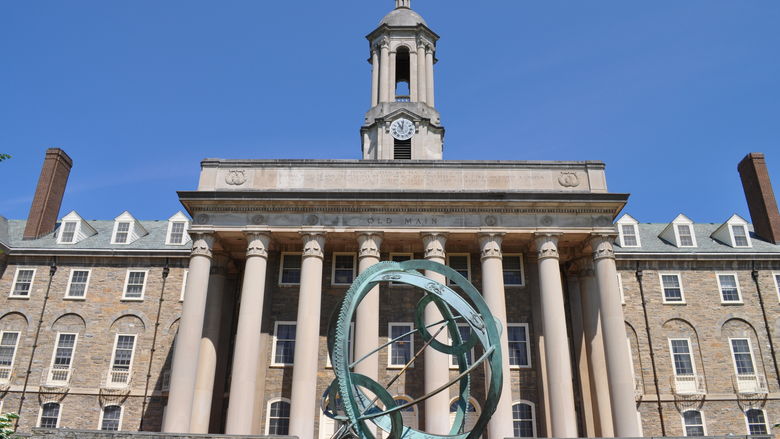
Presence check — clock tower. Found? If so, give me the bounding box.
[361,0,445,160]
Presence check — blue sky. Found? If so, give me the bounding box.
[1,0,778,224]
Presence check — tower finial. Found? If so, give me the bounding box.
[396,0,410,9]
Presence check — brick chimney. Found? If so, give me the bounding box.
[23,148,73,240]
[738,152,780,244]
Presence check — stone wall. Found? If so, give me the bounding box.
[27,429,295,439]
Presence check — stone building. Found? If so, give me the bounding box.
[0,1,778,438]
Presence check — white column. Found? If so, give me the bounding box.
[371,47,380,107]
[566,274,596,438]
[421,232,450,435]
[591,235,641,437]
[417,42,427,104]
[478,234,514,439]
[389,50,397,101]
[225,232,272,435]
[354,233,383,381]
[534,234,578,438]
[425,46,435,107]
[289,232,327,439]
[409,50,418,102]
[578,260,614,437]
[190,254,228,433]
[163,232,215,433]
[379,41,390,103]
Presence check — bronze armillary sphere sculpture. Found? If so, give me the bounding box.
[322,259,504,439]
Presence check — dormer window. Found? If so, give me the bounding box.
[166,212,191,246]
[676,224,695,247]
[731,224,750,247]
[168,222,187,245]
[110,212,147,245]
[620,224,639,247]
[113,222,132,244]
[59,222,78,244]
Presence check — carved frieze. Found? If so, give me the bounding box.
[225,169,247,186]
[558,172,580,188]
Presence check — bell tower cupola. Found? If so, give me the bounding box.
[361,0,444,160]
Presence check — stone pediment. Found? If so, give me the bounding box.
[363,102,441,127]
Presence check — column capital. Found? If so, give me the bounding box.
[478,232,505,260]
[534,233,561,261]
[191,232,216,259]
[421,232,448,259]
[590,234,617,261]
[357,232,383,259]
[245,231,271,258]
[300,231,327,259]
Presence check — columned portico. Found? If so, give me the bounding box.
[479,233,514,439]
[421,232,451,434]
[355,232,383,383]
[289,232,327,439]
[225,232,272,435]
[164,232,215,433]
[535,233,578,438]
[591,234,641,437]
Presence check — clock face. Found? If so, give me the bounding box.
[390,118,415,141]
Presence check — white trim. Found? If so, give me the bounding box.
[617,221,641,248]
[617,272,625,304]
[0,330,21,384]
[122,270,149,301]
[331,252,357,286]
[48,332,78,385]
[98,404,124,431]
[773,272,780,303]
[449,323,474,369]
[674,223,698,248]
[271,321,297,367]
[659,273,685,304]
[37,402,61,428]
[508,323,532,369]
[0,399,3,414]
[9,267,36,298]
[179,270,189,302]
[110,221,134,245]
[387,322,414,369]
[511,400,537,438]
[165,218,190,246]
[668,338,697,376]
[729,223,752,248]
[744,408,769,435]
[57,221,80,244]
[715,272,743,304]
[503,253,526,287]
[728,337,757,376]
[681,409,707,437]
[265,398,291,436]
[446,253,471,284]
[278,252,303,286]
[107,334,137,388]
[64,268,91,300]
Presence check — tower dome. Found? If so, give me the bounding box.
[379,7,427,27]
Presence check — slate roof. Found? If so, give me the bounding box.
[0,218,191,253]
[615,223,780,254]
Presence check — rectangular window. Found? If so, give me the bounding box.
[113,222,131,244]
[731,225,750,247]
[621,224,639,247]
[683,410,705,436]
[449,324,473,368]
[280,253,302,285]
[167,222,187,245]
[508,324,531,368]
[59,221,78,244]
[332,253,356,286]
[660,274,684,303]
[123,271,147,300]
[65,270,91,299]
[48,333,77,384]
[272,322,296,366]
[39,403,60,428]
[746,409,768,435]
[10,268,36,297]
[730,339,756,375]
[0,331,20,382]
[447,254,470,284]
[388,323,414,367]
[107,335,135,387]
[676,224,695,247]
[669,339,695,375]
[100,406,122,431]
[503,254,525,286]
[717,273,742,303]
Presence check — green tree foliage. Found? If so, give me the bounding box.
[0,413,19,439]
[0,154,10,162]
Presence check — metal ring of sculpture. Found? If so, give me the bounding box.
[323,259,503,439]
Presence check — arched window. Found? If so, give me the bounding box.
[512,401,536,438]
[38,402,60,428]
[100,405,122,431]
[266,399,291,435]
[393,395,418,429]
[745,409,768,435]
[449,398,479,433]
[395,46,411,101]
[682,410,705,436]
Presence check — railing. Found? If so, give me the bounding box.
[43,366,71,386]
[0,366,12,383]
[103,368,131,389]
[734,373,768,394]
[395,95,411,102]
[673,374,706,395]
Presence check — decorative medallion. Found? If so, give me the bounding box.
[225,169,247,186]
[250,214,265,225]
[541,215,554,226]
[306,214,320,226]
[484,215,497,226]
[195,214,210,225]
[558,172,580,188]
